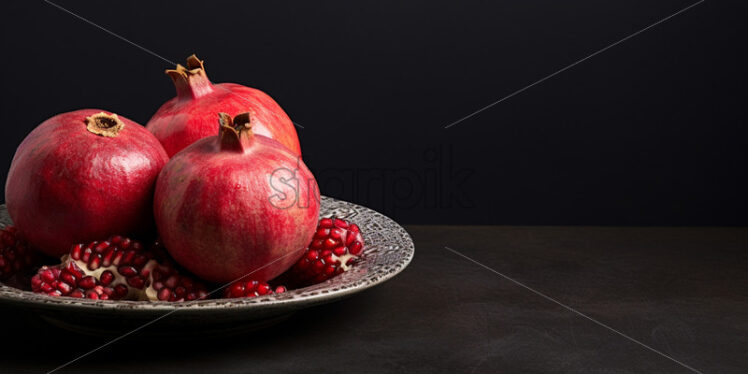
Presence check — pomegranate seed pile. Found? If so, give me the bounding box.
[278,218,365,288]
[224,280,287,298]
[30,235,208,301]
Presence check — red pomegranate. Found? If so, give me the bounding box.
[154,112,319,283]
[5,110,168,257]
[146,55,301,157]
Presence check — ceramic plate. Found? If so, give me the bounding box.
[0,196,414,336]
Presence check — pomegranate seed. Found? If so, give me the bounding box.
[99,271,114,285]
[165,275,179,289]
[56,282,72,295]
[323,238,337,250]
[174,287,187,299]
[64,262,84,278]
[101,248,116,266]
[41,283,55,293]
[41,269,56,283]
[59,272,76,285]
[333,246,347,256]
[158,288,172,301]
[329,228,344,240]
[256,283,270,295]
[94,242,109,253]
[78,276,97,289]
[313,261,325,272]
[113,285,129,299]
[111,250,124,265]
[121,251,135,264]
[70,244,83,260]
[118,266,137,277]
[88,256,101,270]
[229,283,245,297]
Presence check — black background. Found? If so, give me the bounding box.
[2,0,745,225]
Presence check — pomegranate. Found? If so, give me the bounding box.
[5,110,168,257]
[146,55,301,157]
[31,235,208,301]
[224,280,286,299]
[154,112,319,283]
[278,217,364,287]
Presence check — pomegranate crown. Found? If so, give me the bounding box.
[218,112,254,152]
[85,112,125,138]
[166,54,213,99]
[167,54,205,76]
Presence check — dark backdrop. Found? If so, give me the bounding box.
[2,0,745,225]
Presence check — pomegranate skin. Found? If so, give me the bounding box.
[5,109,169,257]
[146,55,301,158]
[154,113,319,283]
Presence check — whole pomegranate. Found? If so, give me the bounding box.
[5,110,168,257]
[146,55,301,157]
[154,112,319,283]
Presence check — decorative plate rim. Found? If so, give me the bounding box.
[0,196,414,312]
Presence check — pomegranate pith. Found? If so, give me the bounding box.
[5,110,169,256]
[147,55,301,157]
[278,217,365,287]
[154,112,320,283]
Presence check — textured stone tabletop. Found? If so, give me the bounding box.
[2,226,747,373]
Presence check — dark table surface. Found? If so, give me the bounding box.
[2,226,747,373]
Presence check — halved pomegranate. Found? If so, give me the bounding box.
[31,236,207,301]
